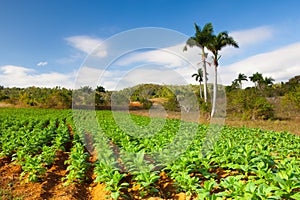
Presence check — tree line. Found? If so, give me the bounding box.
[0,74,299,120]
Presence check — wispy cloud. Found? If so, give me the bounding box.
[115,26,275,69]
[36,61,48,67]
[220,42,300,87]
[114,66,192,89]
[0,65,74,88]
[74,66,106,88]
[116,49,186,67]
[220,26,274,58]
[230,26,274,47]
[66,35,107,57]
[1,65,34,75]
[104,25,298,90]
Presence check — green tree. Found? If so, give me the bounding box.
[96,85,106,93]
[184,22,213,103]
[263,77,275,87]
[192,68,204,99]
[249,72,263,89]
[95,86,106,105]
[226,79,239,92]
[207,31,239,117]
[282,85,300,111]
[80,86,93,94]
[235,73,248,89]
[73,86,94,106]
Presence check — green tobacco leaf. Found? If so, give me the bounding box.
[290,192,300,200]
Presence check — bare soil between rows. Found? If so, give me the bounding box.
[0,152,94,200]
[0,153,192,200]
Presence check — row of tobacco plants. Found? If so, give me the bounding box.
[1,108,300,199]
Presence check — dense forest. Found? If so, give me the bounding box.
[0,74,299,120]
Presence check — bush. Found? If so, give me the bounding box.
[141,99,153,109]
[250,96,274,120]
[163,95,180,111]
[227,89,274,120]
[282,85,300,111]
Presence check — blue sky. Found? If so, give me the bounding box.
[1,0,300,89]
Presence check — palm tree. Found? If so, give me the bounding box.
[264,77,275,86]
[184,22,213,103]
[231,79,239,89]
[236,73,248,89]
[260,76,275,90]
[249,72,263,89]
[192,68,204,99]
[206,31,239,117]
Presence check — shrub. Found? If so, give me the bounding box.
[163,95,180,111]
[227,89,274,120]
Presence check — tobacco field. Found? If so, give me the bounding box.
[1,108,300,199]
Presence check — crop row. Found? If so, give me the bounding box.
[0,108,90,184]
[1,108,300,199]
[75,109,300,199]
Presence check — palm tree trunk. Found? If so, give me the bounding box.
[199,81,203,99]
[211,64,217,117]
[201,48,208,103]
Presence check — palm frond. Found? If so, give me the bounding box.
[184,37,200,51]
[202,23,214,35]
[185,22,214,52]
[194,23,201,34]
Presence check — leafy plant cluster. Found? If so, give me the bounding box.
[0,108,71,182]
[1,108,300,199]
[62,134,91,185]
[76,109,300,199]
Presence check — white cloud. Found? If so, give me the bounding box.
[74,66,128,90]
[220,26,274,58]
[1,65,34,76]
[113,26,274,72]
[66,35,107,57]
[74,66,106,88]
[230,26,274,47]
[220,42,300,87]
[116,48,186,67]
[115,67,186,89]
[96,40,218,90]
[36,61,48,67]
[0,65,74,88]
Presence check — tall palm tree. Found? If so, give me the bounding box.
[192,68,204,99]
[206,31,239,117]
[236,73,248,89]
[184,22,213,103]
[249,72,263,89]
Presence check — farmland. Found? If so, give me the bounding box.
[1,107,300,199]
